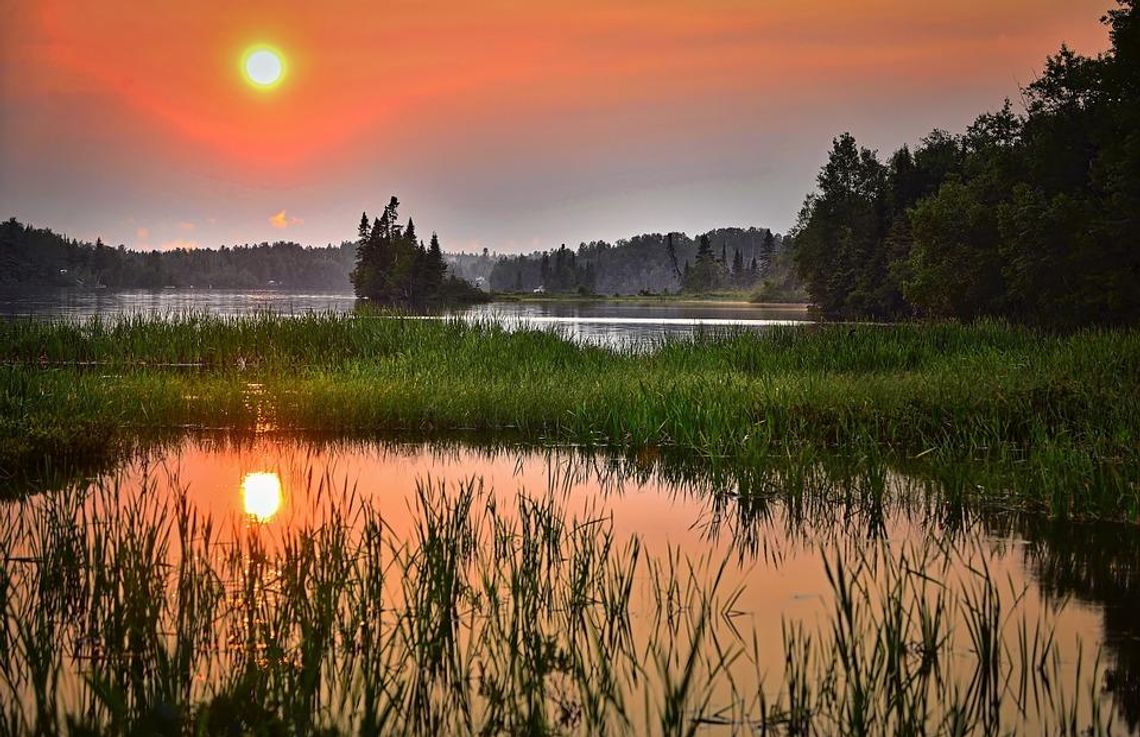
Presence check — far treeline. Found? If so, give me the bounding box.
[793,0,1139,326]
[1,217,803,301]
[0,218,356,290]
[448,228,803,300]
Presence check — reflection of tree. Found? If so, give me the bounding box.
[1008,517,1140,730]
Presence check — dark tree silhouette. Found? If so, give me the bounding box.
[350,197,485,306]
[791,0,1140,325]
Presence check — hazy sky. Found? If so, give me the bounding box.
[0,0,1114,253]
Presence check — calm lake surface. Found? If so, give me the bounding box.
[4,436,1137,734]
[0,288,814,348]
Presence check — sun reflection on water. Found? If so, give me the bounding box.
[241,472,282,522]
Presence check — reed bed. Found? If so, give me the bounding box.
[0,467,1127,736]
[1,314,1137,518]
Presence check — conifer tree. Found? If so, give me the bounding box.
[428,232,447,291]
[760,229,776,273]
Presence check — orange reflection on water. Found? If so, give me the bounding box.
[240,471,282,522]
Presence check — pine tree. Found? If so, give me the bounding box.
[685,234,724,292]
[351,211,378,299]
[428,232,447,293]
[760,229,776,274]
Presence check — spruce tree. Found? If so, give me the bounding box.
[760,229,776,273]
[428,232,447,294]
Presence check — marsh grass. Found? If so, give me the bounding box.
[1,314,1137,518]
[0,465,1126,736]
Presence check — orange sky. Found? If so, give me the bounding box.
[0,0,1115,252]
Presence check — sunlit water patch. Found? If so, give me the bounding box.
[2,437,1136,735]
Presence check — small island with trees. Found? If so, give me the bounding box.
[349,196,487,307]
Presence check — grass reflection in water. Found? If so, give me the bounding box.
[0,444,1135,736]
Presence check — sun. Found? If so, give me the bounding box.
[242,45,285,89]
[241,471,283,521]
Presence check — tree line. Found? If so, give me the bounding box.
[0,218,356,290]
[793,0,1139,326]
[480,227,802,298]
[3,213,805,302]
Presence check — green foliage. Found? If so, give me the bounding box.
[904,179,1005,318]
[792,1,1140,326]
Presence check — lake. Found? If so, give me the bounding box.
[4,434,1137,734]
[0,288,814,348]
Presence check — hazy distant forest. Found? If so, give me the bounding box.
[0,217,800,298]
[448,227,800,298]
[0,219,358,290]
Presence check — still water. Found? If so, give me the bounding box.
[0,288,814,348]
[3,436,1137,734]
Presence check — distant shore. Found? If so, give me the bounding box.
[488,291,811,309]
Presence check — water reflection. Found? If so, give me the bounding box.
[0,288,814,349]
[997,516,1140,732]
[240,471,282,522]
[2,436,1136,734]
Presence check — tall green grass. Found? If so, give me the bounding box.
[2,314,1137,517]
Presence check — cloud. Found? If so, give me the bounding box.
[177,221,196,231]
[269,209,303,229]
[136,226,150,240]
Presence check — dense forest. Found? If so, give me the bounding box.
[0,218,356,290]
[351,197,486,306]
[793,0,1139,326]
[473,227,802,298]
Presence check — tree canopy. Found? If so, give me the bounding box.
[792,0,1139,326]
